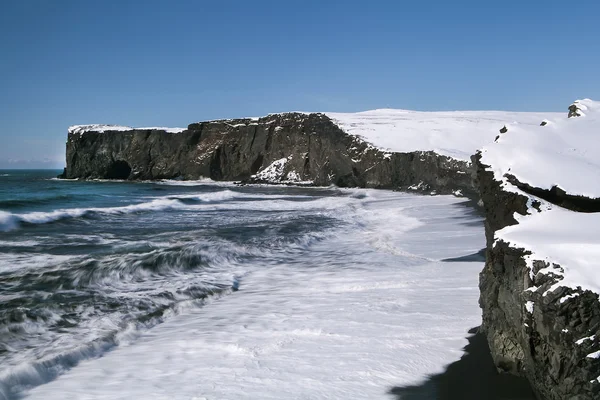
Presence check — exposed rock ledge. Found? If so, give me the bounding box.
[60,113,474,196]
[475,99,600,400]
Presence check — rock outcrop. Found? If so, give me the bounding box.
[473,154,600,400]
[61,113,475,196]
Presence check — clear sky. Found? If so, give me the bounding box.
[1,0,599,168]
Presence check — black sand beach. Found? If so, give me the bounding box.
[390,327,537,400]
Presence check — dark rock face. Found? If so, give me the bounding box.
[568,103,583,118]
[475,152,600,400]
[61,113,475,196]
[504,174,600,213]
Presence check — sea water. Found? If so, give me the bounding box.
[0,170,485,399]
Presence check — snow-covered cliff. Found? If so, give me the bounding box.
[476,99,600,400]
[61,101,600,398]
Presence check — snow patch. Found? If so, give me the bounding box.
[286,171,301,181]
[252,157,289,182]
[408,181,428,191]
[68,125,186,135]
[525,301,534,314]
[560,293,580,304]
[497,205,600,297]
[576,335,595,345]
[587,351,600,359]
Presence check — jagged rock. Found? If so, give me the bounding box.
[540,121,548,126]
[60,113,477,197]
[569,103,583,118]
[500,125,508,134]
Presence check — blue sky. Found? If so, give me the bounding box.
[1,0,599,168]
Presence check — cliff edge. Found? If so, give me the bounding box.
[475,99,600,400]
[60,113,475,195]
[60,108,554,198]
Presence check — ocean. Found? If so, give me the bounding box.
[0,169,515,399]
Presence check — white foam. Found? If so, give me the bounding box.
[1,190,363,232]
[23,191,485,400]
[0,253,78,275]
[13,198,182,226]
[156,178,233,187]
[165,190,302,203]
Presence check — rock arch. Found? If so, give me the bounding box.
[104,160,132,180]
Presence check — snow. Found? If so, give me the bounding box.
[525,301,534,314]
[252,157,289,182]
[587,351,600,359]
[560,292,580,304]
[22,191,485,400]
[497,206,600,296]
[285,171,301,181]
[68,125,186,135]
[577,336,596,345]
[483,99,600,300]
[481,99,600,198]
[326,109,557,161]
[251,158,313,185]
[138,127,187,133]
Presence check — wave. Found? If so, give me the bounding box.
[0,199,185,232]
[48,177,77,181]
[0,174,10,177]
[157,178,221,186]
[166,189,245,202]
[0,285,235,400]
[166,189,312,203]
[0,190,334,232]
[0,237,254,398]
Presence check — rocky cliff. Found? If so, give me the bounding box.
[61,113,474,196]
[61,103,600,399]
[475,99,600,400]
